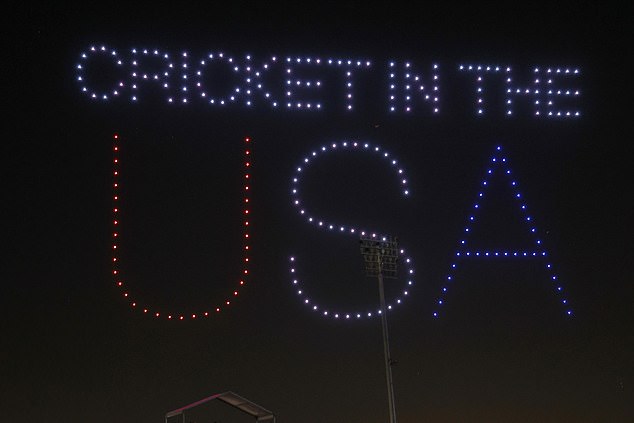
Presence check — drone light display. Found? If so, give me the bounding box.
[432,146,573,318]
[288,141,416,319]
[109,134,574,321]
[111,133,253,320]
[77,45,581,117]
[91,43,579,321]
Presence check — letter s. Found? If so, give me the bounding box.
[287,140,416,321]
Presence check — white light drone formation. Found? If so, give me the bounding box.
[458,64,581,117]
[111,134,253,320]
[252,56,372,110]
[389,62,439,113]
[432,145,573,318]
[76,45,581,117]
[132,48,174,102]
[77,45,372,111]
[289,141,415,320]
[77,45,124,100]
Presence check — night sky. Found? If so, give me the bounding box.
[4,2,632,422]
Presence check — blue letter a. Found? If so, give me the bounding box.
[433,145,573,319]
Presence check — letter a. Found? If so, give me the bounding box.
[433,145,573,318]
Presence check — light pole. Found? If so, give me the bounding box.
[360,234,398,423]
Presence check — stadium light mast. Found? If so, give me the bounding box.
[360,234,398,423]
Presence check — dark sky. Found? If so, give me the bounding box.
[4,2,632,422]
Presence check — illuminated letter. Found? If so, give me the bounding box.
[194,52,251,107]
[458,64,508,116]
[283,57,371,111]
[130,47,175,103]
[432,145,573,318]
[250,55,285,109]
[288,141,415,320]
[76,44,127,101]
[534,67,582,118]
[110,134,253,320]
[388,61,439,114]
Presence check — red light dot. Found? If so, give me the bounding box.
[179,316,184,320]
[226,301,230,305]
[155,313,160,317]
[216,308,220,312]
[234,291,238,296]
[192,314,196,318]
[114,134,118,139]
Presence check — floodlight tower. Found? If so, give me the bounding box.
[360,234,398,423]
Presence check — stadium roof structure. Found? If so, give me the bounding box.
[165,391,275,423]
